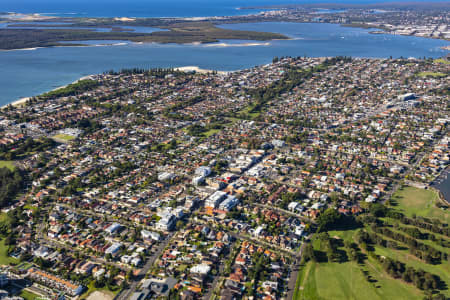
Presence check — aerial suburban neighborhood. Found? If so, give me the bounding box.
[0,55,448,300]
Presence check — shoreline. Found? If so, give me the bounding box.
[0,28,447,52]
[430,166,450,204]
[0,41,134,52]
[0,39,279,51]
[4,97,29,108]
[1,11,259,21]
[2,75,94,109]
[1,11,449,51]
[2,67,235,108]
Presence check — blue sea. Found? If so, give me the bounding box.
[431,168,450,203]
[0,0,447,18]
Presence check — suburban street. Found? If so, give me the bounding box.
[116,232,175,300]
[286,243,306,300]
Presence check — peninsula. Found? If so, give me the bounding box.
[0,17,288,50]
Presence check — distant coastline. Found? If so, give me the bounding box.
[0,41,134,52]
[1,7,448,106]
[2,6,450,51]
[0,12,289,50]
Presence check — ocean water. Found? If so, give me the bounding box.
[0,22,447,105]
[431,169,450,203]
[0,0,447,18]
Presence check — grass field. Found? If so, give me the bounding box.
[241,105,262,119]
[53,133,76,141]
[434,58,450,65]
[19,290,41,300]
[0,239,19,266]
[296,258,421,300]
[203,128,221,137]
[373,245,449,295]
[293,259,312,300]
[232,102,263,120]
[23,204,38,212]
[0,213,19,266]
[0,160,15,170]
[417,71,447,78]
[295,194,449,300]
[0,212,10,224]
[391,186,449,222]
[382,221,449,254]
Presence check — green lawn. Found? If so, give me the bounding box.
[391,186,449,222]
[293,259,312,300]
[0,212,10,224]
[53,133,76,141]
[388,224,449,254]
[177,264,189,272]
[184,127,222,138]
[417,71,447,78]
[327,229,356,241]
[296,221,449,300]
[203,128,221,137]
[232,103,262,120]
[369,214,449,296]
[434,58,450,65]
[242,106,261,120]
[365,216,449,296]
[0,213,19,266]
[0,239,19,266]
[0,161,15,170]
[297,259,421,300]
[295,185,449,300]
[19,290,41,300]
[23,204,38,212]
[373,245,449,297]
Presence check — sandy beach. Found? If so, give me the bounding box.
[175,66,230,75]
[4,97,29,108]
[1,12,57,21]
[204,42,271,47]
[0,47,42,52]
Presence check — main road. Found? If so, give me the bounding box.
[116,232,175,300]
